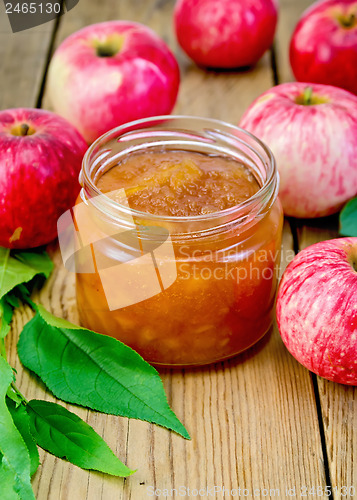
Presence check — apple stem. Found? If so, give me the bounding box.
[340,12,356,28]
[96,46,115,57]
[303,86,313,105]
[20,123,30,136]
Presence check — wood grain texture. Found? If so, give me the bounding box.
[0,1,55,109]
[6,230,326,499]
[276,1,357,498]
[297,219,356,500]
[2,0,337,498]
[274,0,312,84]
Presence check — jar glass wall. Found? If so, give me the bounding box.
[74,116,283,366]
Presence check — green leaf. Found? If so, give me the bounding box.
[6,386,24,408]
[7,400,40,477]
[0,297,14,339]
[4,293,20,309]
[14,251,53,280]
[27,400,134,477]
[0,248,53,300]
[0,248,10,299]
[0,248,53,342]
[18,306,190,439]
[0,356,35,499]
[339,197,357,237]
[0,456,21,500]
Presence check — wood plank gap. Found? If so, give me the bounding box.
[269,43,279,87]
[286,217,299,255]
[284,181,335,497]
[285,193,335,495]
[35,0,64,109]
[294,220,336,494]
[266,0,355,494]
[311,373,334,499]
[272,4,336,489]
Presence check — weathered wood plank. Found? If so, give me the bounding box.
[174,57,275,123]
[276,1,357,498]
[3,0,330,498]
[0,2,66,498]
[121,224,327,500]
[0,1,55,109]
[296,219,356,500]
[6,225,325,499]
[274,0,312,84]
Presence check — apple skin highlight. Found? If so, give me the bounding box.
[240,82,357,218]
[47,21,180,144]
[276,237,357,386]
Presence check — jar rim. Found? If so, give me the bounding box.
[81,115,279,226]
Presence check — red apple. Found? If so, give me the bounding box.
[47,21,180,144]
[0,108,87,249]
[290,0,357,95]
[276,237,357,385]
[174,0,278,68]
[239,82,357,218]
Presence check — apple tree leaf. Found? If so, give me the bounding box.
[6,386,24,408]
[13,251,53,280]
[0,455,22,500]
[18,305,190,439]
[0,248,53,300]
[339,197,357,237]
[26,400,134,477]
[0,356,35,500]
[7,400,40,477]
[0,296,14,339]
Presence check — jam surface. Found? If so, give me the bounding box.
[96,150,260,216]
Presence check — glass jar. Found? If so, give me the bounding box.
[74,116,283,367]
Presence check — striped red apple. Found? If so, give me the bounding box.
[174,0,278,68]
[276,237,357,385]
[290,0,357,95]
[47,21,180,144]
[0,108,87,249]
[240,82,357,218]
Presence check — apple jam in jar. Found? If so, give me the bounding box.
[74,116,283,366]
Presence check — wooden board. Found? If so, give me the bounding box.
[2,0,350,498]
[276,1,357,498]
[0,1,55,109]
